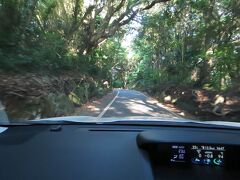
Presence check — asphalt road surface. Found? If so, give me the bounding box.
[98,89,180,119]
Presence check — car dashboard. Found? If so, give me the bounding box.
[0,123,239,180]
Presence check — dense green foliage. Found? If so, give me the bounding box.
[0,0,239,91]
[129,0,240,90]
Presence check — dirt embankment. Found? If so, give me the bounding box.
[146,85,240,122]
[0,72,110,120]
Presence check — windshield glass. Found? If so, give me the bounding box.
[0,0,239,124]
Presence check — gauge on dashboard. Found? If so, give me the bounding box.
[169,144,225,166]
[190,145,224,166]
[137,131,240,168]
[170,145,187,163]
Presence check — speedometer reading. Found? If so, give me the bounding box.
[191,145,225,166]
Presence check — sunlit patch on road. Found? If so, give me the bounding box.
[95,90,181,119]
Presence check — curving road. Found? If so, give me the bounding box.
[98,89,180,119]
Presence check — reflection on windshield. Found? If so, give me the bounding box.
[0,0,239,123]
[0,101,8,122]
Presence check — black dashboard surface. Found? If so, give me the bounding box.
[0,124,239,180]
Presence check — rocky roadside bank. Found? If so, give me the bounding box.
[0,72,110,121]
[145,84,240,122]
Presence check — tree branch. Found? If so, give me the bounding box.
[141,0,170,11]
[79,0,170,54]
[114,0,126,13]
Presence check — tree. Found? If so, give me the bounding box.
[130,0,240,90]
[62,0,170,54]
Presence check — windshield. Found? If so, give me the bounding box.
[0,0,239,124]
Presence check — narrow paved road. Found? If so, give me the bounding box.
[98,89,179,119]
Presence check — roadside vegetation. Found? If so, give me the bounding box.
[0,0,239,121]
[128,0,240,121]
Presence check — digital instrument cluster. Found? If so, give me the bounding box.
[170,144,225,166]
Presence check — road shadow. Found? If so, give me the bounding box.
[103,90,179,119]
